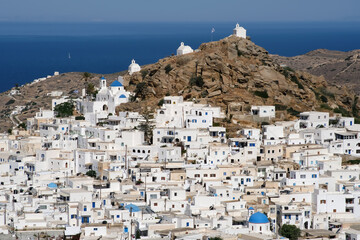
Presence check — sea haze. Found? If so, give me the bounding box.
[0,22,359,92]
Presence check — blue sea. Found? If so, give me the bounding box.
[0,22,360,92]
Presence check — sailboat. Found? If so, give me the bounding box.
[68,53,71,59]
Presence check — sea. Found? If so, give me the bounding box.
[0,21,360,92]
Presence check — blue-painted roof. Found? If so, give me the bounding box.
[110,80,123,87]
[119,94,127,98]
[48,183,57,188]
[125,204,140,212]
[249,212,269,224]
[101,77,106,80]
[249,207,254,210]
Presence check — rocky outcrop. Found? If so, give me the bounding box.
[117,36,359,122]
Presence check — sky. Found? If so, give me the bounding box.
[0,0,359,23]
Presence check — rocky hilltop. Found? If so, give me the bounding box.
[272,49,360,93]
[118,36,359,122]
[0,36,359,133]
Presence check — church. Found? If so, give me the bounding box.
[176,42,194,56]
[80,76,131,124]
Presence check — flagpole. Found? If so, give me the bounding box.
[211,27,215,42]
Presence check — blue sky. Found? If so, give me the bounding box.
[0,0,359,22]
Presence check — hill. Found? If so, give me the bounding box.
[0,36,359,133]
[272,49,360,93]
[117,36,359,125]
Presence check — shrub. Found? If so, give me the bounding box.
[158,99,164,106]
[235,45,244,57]
[164,64,173,74]
[86,83,96,95]
[320,95,328,103]
[279,224,301,240]
[134,82,147,100]
[290,75,304,89]
[329,119,339,125]
[254,90,269,98]
[287,107,300,116]
[320,104,332,110]
[141,70,148,79]
[86,170,96,178]
[75,116,85,120]
[275,104,287,111]
[283,66,295,72]
[201,90,208,98]
[318,87,335,99]
[54,101,74,118]
[18,123,26,129]
[348,159,360,165]
[189,76,204,88]
[5,99,15,105]
[334,106,350,117]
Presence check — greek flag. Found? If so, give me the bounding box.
[211,28,215,33]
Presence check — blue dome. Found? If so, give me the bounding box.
[110,81,123,87]
[101,77,106,80]
[125,204,140,212]
[249,207,254,210]
[249,212,269,224]
[119,94,127,98]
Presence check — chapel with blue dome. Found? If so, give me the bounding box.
[248,211,271,234]
[90,76,130,115]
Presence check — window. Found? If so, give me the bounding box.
[300,174,306,179]
[195,174,200,177]
[312,174,317,178]
[210,174,216,177]
[154,203,158,206]
[320,200,326,204]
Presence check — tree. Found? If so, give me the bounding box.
[86,170,96,178]
[135,230,141,239]
[279,224,301,240]
[164,64,173,74]
[83,72,91,80]
[86,83,96,96]
[54,101,74,118]
[189,76,204,87]
[139,111,154,144]
[18,122,26,129]
[134,82,147,100]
